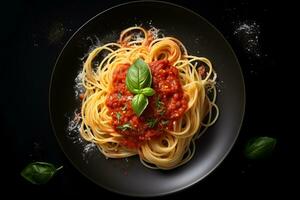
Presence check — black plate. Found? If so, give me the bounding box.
[49,1,245,197]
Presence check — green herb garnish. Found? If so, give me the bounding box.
[117,92,122,99]
[21,162,63,185]
[126,58,155,116]
[140,87,155,96]
[155,97,164,109]
[146,119,158,128]
[117,123,132,131]
[116,112,121,123]
[131,94,148,117]
[245,137,277,159]
[159,110,165,116]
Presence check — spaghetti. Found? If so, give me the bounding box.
[79,27,218,169]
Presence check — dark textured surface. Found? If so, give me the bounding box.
[3,0,293,198]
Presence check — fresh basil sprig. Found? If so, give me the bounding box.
[245,137,277,159]
[21,162,63,185]
[126,58,155,116]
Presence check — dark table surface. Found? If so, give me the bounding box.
[3,0,294,198]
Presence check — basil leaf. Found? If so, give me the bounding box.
[135,58,152,88]
[126,78,138,94]
[126,58,152,93]
[125,58,154,116]
[245,137,277,159]
[141,87,155,96]
[132,93,148,116]
[21,162,63,185]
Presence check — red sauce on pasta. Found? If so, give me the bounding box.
[106,60,188,149]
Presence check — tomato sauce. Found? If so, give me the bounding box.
[106,60,188,149]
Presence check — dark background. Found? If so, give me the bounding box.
[2,0,295,198]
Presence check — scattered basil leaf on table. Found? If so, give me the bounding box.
[21,162,63,184]
[245,137,277,159]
